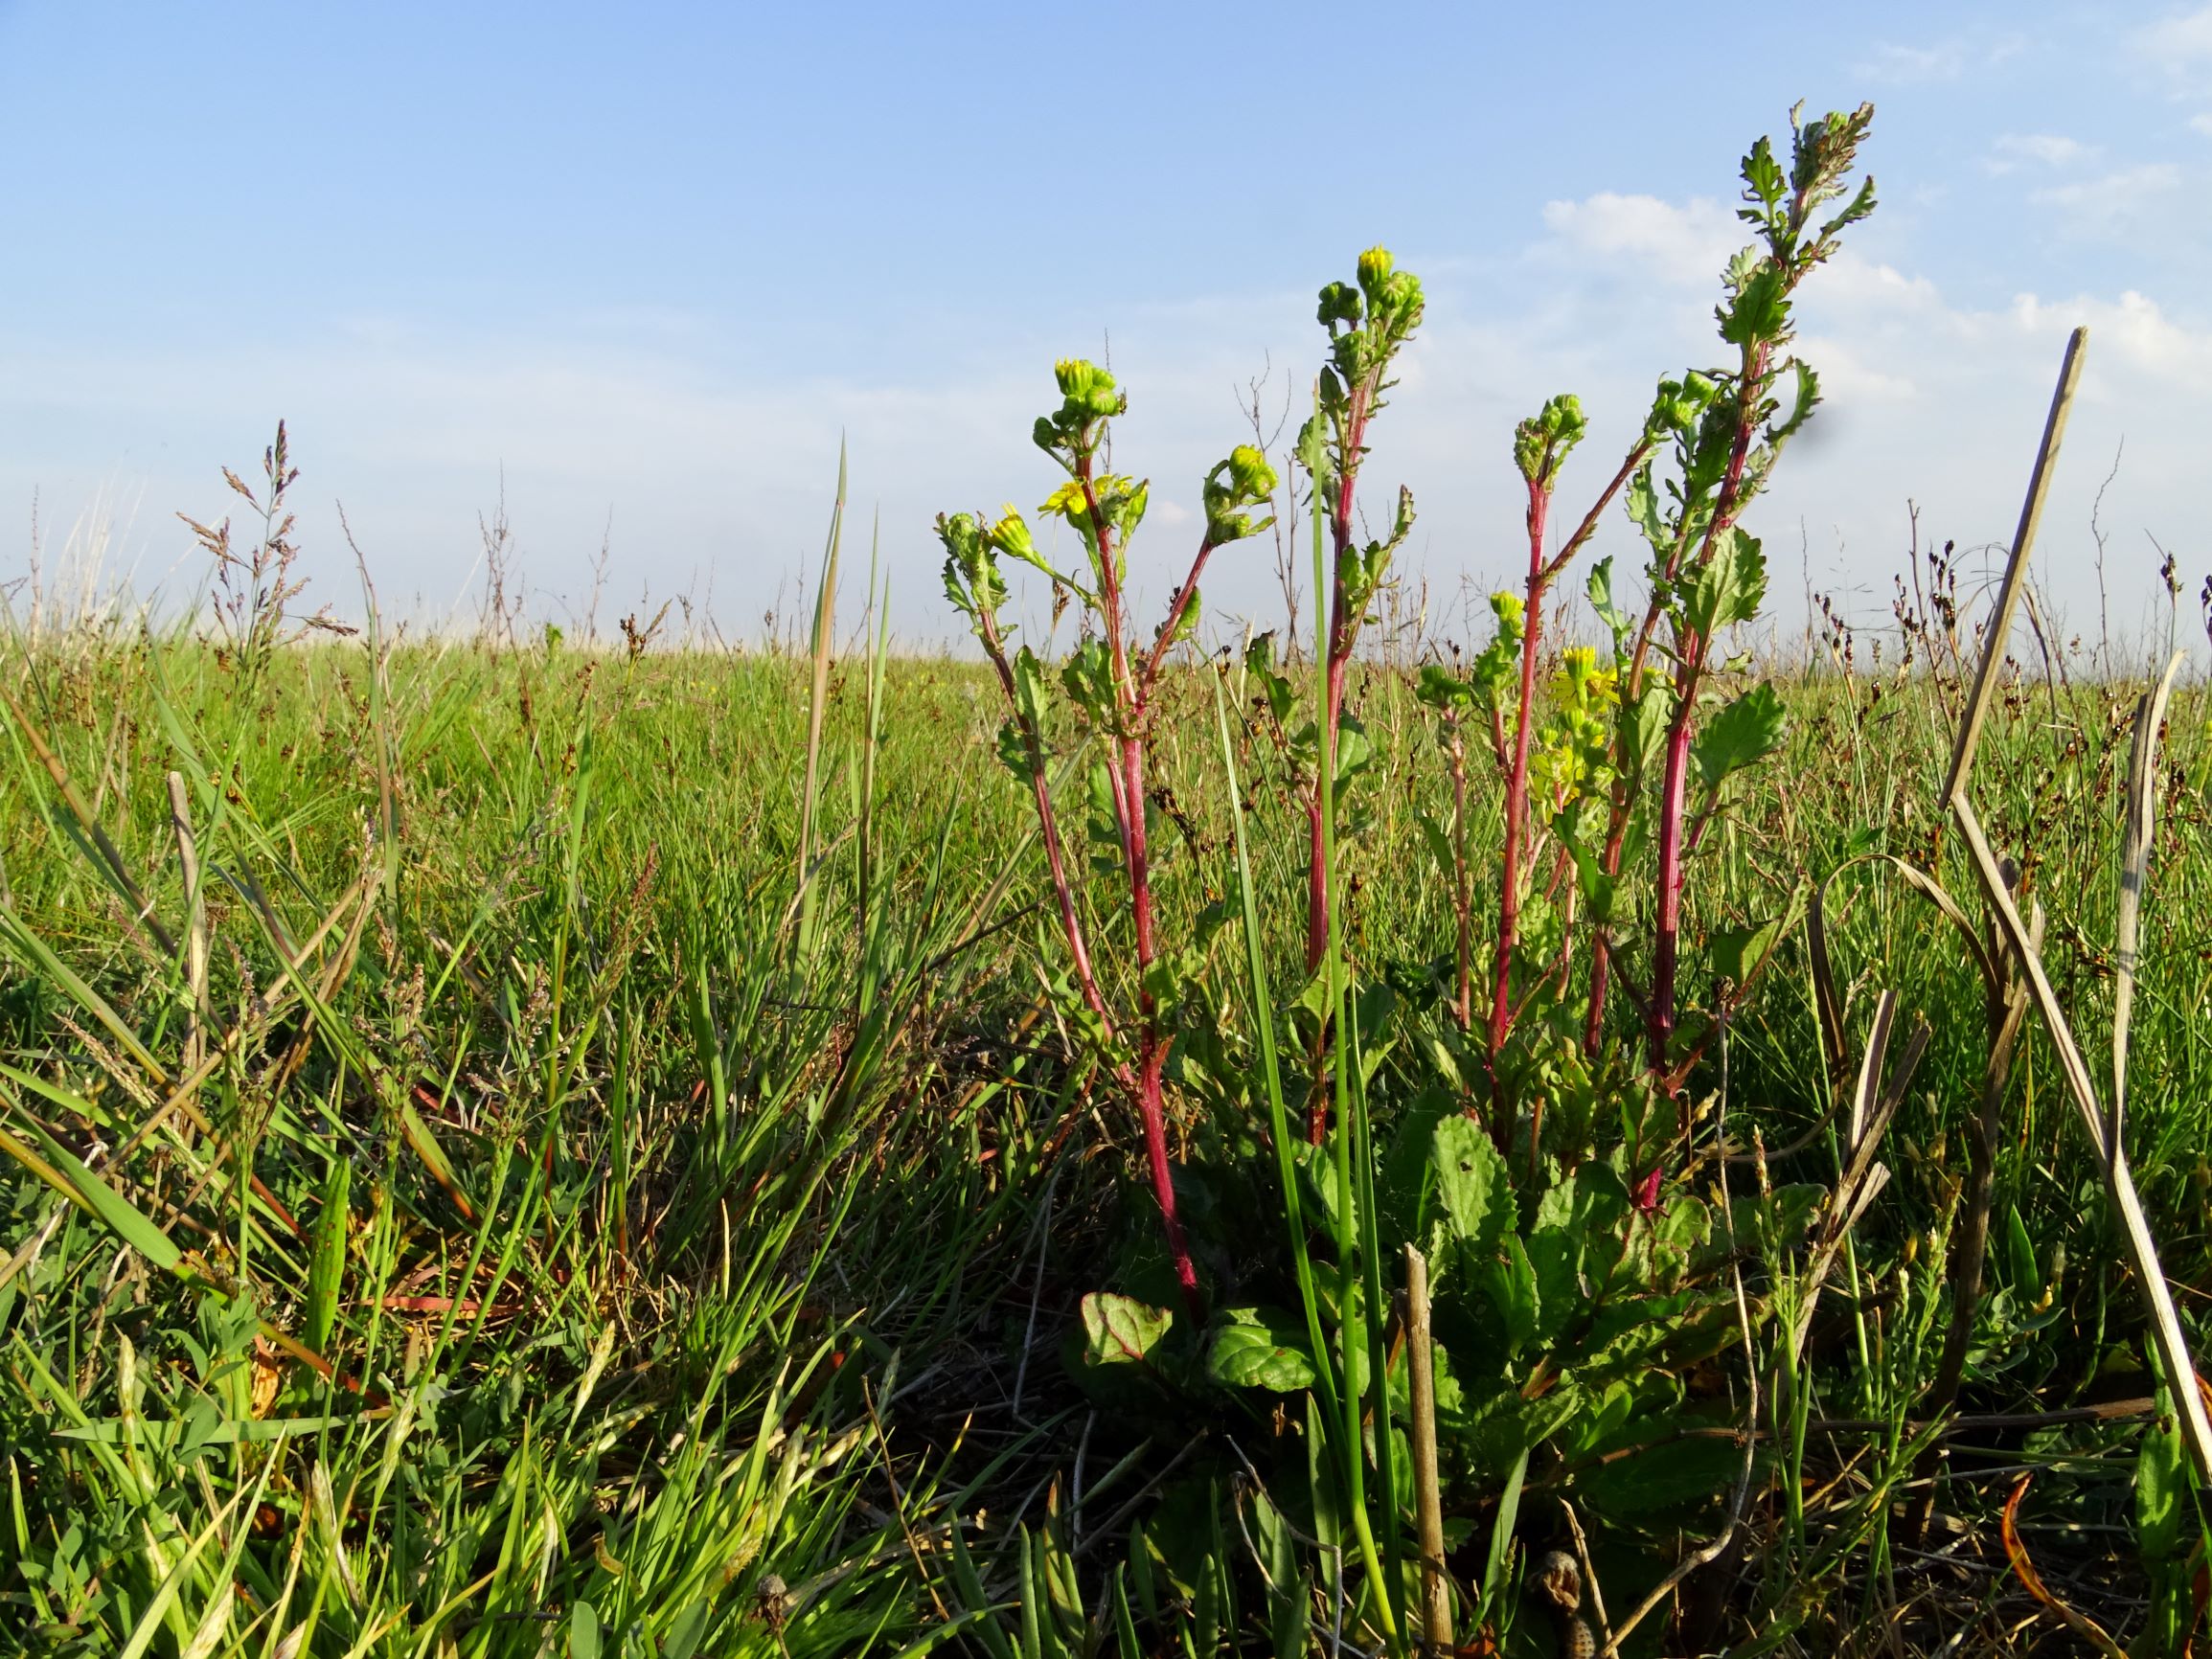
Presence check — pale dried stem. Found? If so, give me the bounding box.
[1941,326,2212,1478]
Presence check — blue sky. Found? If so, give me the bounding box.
[2,1,2208,649]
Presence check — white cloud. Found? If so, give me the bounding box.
[1538,193,1740,287]
[2191,112,2212,134]
[1859,39,1972,83]
[1984,132,2087,173]
[2134,5,2212,66]
[1857,32,2025,85]
[2030,163,2185,231]
[6,189,2209,655]
[2009,288,2212,382]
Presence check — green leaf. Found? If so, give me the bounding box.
[1206,1308,1317,1392]
[1415,664,1472,716]
[1430,1115,1511,1256]
[1587,556,1632,652]
[1619,683,1672,778]
[1719,261,1789,346]
[1527,1166,1631,1342]
[1332,710,1374,787]
[306,1158,350,1356]
[994,718,1030,779]
[1478,1234,1539,1356]
[1736,1183,1826,1257]
[569,1600,601,1659]
[1378,1088,1455,1246]
[1769,359,1822,444]
[2004,1205,2040,1297]
[1694,683,1787,790]
[1686,528,1768,638]
[2138,1411,2188,1562]
[1577,1431,1745,1517]
[1081,1293,1173,1366]
[663,1602,711,1659]
[0,1092,182,1274]
[1708,916,1782,989]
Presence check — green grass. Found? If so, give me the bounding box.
[1,611,2208,1655]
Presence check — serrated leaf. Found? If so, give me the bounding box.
[1588,555,1633,653]
[1378,1089,1457,1247]
[1578,1429,1745,1518]
[1082,1293,1173,1366]
[1528,1166,1631,1342]
[1687,528,1768,639]
[1431,1115,1511,1256]
[1694,683,1787,790]
[1719,261,1789,346]
[1479,1234,1539,1356]
[1708,916,1782,989]
[1206,1308,1317,1392]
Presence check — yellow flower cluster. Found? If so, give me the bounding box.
[1531,645,1620,805]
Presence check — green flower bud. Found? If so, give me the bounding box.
[986,507,1053,575]
[1202,445,1280,542]
[1316,281,1362,330]
[1054,358,1112,400]
[1225,444,1276,500]
[1514,393,1587,485]
[935,511,984,570]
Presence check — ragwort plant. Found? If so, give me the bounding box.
[1423,102,1877,1151]
[943,107,1892,1658]
[938,360,1279,1320]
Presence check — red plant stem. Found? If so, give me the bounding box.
[1082,462,1205,1321]
[1486,473,1552,1095]
[1302,385,1374,1145]
[1645,660,1697,1072]
[1138,539,1220,705]
[1585,358,1769,1067]
[1642,352,1768,1078]
[975,610,1124,1059]
[1449,730,1471,1031]
[1305,389,1374,979]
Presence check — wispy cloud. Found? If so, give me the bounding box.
[1537,193,1740,287]
[2131,7,2212,123]
[7,186,2209,648]
[2134,5,2212,67]
[2030,163,2185,232]
[1983,132,2088,173]
[1857,31,2026,85]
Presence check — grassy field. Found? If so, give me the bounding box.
[5,103,2210,1659]
[0,585,2207,1656]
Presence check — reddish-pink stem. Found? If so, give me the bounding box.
[1646,670,1696,1073]
[1487,474,1551,1097]
[976,611,1121,1053]
[1301,392,1372,1146]
[1081,462,1204,1321]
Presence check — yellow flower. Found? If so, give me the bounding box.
[1038,480,1089,522]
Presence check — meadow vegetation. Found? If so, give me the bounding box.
[4,104,2212,1657]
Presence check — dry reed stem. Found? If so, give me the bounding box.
[1941,326,2212,1479]
[1403,1244,1452,1654]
